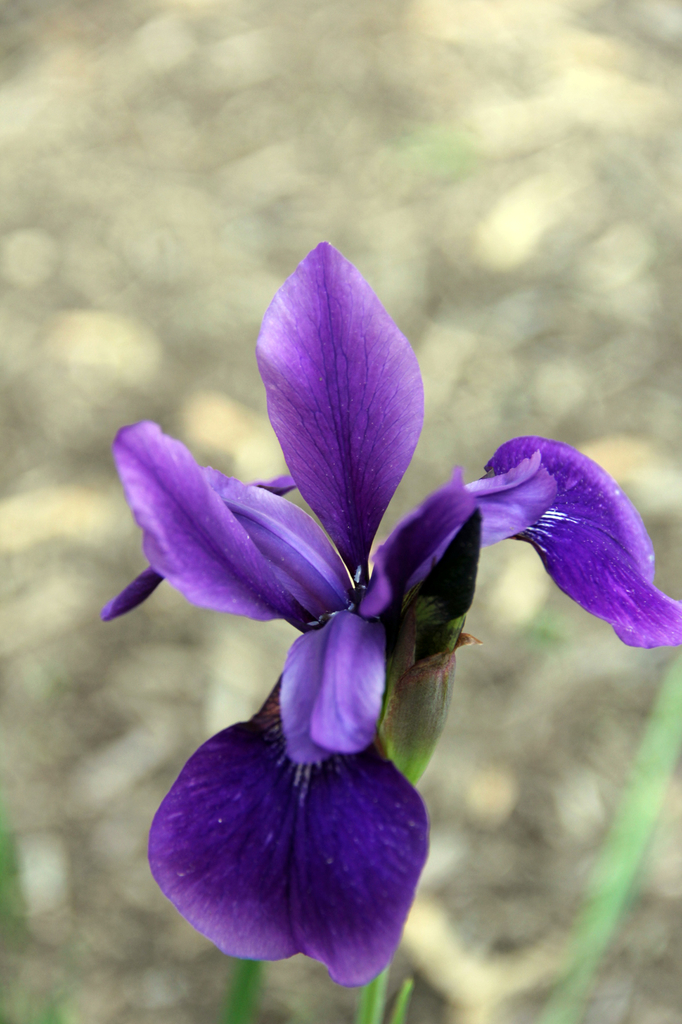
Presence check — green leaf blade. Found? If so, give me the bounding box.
[387,978,414,1024]
[538,652,682,1024]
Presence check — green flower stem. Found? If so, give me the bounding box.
[221,959,263,1024]
[355,967,390,1024]
[387,978,414,1024]
[0,791,24,939]
[538,652,682,1024]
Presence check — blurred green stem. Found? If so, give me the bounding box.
[355,967,389,1024]
[0,792,23,939]
[221,959,263,1024]
[538,652,682,1024]
[387,977,414,1024]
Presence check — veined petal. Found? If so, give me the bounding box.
[360,470,476,622]
[467,451,557,546]
[206,469,351,619]
[101,566,164,621]
[488,437,682,648]
[280,612,386,762]
[148,711,428,987]
[256,242,424,579]
[113,422,307,624]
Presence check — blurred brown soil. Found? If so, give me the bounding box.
[2,0,682,1021]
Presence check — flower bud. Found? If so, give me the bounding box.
[378,511,481,782]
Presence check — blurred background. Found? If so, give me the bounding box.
[2,0,682,1020]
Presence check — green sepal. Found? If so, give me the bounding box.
[379,636,457,783]
[378,509,481,783]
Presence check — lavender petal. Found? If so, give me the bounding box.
[100,566,164,621]
[113,421,307,624]
[148,717,428,987]
[467,451,557,546]
[257,242,424,579]
[488,437,682,647]
[251,474,297,496]
[205,469,351,619]
[280,611,387,762]
[360,469,476,622]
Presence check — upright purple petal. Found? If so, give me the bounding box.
[360,470,476,621]
[101,566,164,621]
[149,713,428,987]
[488,437,682,648]
[205,469,351,620]
[113,421,307,624]
[280,612,387,763]
[467,451,557,546]
[256,243,424,579]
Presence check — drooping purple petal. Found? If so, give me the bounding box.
[148,713,428,987]
[100,566,164,621]
[280,611,386,763]
[256,242,424,579]
[467,451,557,546]
[112,421,307,624]
[251,474,296,496]
[488,437,682,648]
[205,469,351,620]
[360,469,476,622]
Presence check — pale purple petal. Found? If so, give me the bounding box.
[205,469,351,620]
[113,421,307,624]
[488,437,682,648]
[251,474,296,496]
[360,469,476,621]
[148,716,428,987]
[257,242,424,579]
[100,566,164,621]
[467,451,557,546]
[280,612,386,762]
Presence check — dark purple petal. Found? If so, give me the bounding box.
[251,474,297,496]
[256,242,424,579]
[100,566,164,621]
[280,612,387,762]
[467,451,557,546]
[205,469,351,620]
[113,421,307,624]
[488,437,682,648]
[148,717,428,987]
[360,470,476,621]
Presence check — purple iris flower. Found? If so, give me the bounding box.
[103,243,682,987]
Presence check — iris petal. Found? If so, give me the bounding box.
[112,421,307,624]
[100,566,164,621]
[251,474,296,496]
[206,469,351,619]
[488,437,682,648]
[280,611,387,762]
[467,451,557,546]
[257,242,424,579]
[148,713,428,987]
[360,469,476,622]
